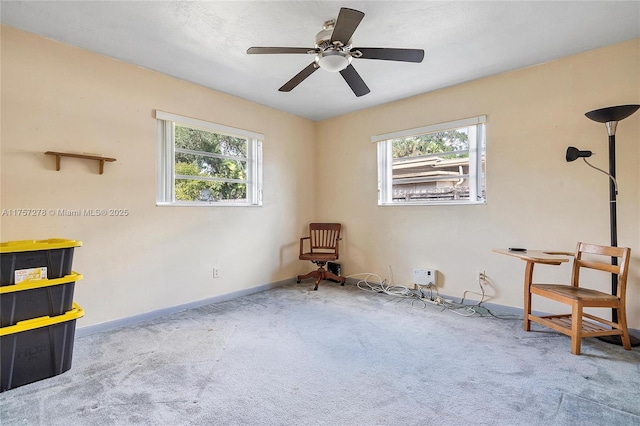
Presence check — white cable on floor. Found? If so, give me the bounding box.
[346,266,413,297]
[349,266,515,319]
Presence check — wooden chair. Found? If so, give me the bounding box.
[527,242,631,355]
[296,223,346,291]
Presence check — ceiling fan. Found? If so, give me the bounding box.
[247,7,424,97]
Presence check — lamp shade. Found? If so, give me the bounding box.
[585,105,640,123]
[566,146,592,162]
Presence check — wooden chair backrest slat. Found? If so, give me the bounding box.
[578,243,627,258]
[575,259,620,274]
[572,242,631,298]
[308,223,341,253]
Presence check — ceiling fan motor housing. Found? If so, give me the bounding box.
[315,20,351,49]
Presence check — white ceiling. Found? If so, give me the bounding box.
[2,1,639,121]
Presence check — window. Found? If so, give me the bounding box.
[156,111,263,206]
[375,116,486,205]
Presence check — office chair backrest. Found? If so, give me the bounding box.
[309,223,341,256]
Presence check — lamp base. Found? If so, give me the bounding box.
[597,333,640,347]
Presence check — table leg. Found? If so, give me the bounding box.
[523,261,534,331]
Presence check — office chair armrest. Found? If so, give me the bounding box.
[300,237,310,256]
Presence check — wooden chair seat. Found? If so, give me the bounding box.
[531,284,619,303]
[299,252,338,262]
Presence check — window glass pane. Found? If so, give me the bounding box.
[175,153,247,180]
[157,111,262,206]
[175,125,247,158]
[391,129,469,159]
[392,175,471,202]
[479,147,486,201]
[175,179,247,202]
[391,128,471,202]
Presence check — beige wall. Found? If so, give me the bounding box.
[0,26,316,327]
[316,39,640,328]
[2,25,639,329]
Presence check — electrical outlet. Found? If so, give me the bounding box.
[213,267,220,278]
[414,268,437,286]
[477,270,485,283]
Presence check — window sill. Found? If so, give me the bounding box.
[156,202,262,207]
[378,200,486,206]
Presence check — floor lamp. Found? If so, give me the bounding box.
[566,104,640,347]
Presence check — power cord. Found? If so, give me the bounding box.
[436,271,491,317]
[349,267,448,312]
[347,266,413,297]
[351,267,520,320]
[458,272,521,320]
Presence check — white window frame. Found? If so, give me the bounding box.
[156,111,263,206]
[374,115,486,206]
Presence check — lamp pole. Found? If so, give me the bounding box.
[584,104,639,347]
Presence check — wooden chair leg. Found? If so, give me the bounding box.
[325,271,346,285]
[297,270,320,282]
[571,303,583,355]
[617,306,632,350]
[523,261,534,331]
[298,261,345,291]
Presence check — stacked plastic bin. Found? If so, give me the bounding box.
[0,239,84,392]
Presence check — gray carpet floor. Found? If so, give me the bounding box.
[1,281,639,425]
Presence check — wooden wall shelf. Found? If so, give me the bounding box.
[45,151,117,174]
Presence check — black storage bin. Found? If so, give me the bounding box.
[0,303,84,392]
[0,272,82,327]
[0,239,82,286]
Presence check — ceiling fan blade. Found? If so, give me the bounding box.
[339,64,370,97]
[279,62,319,92]
[330,8,365,45]
[247,47,315,55]
[353,48,425,63]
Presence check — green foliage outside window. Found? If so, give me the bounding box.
[392,129,469,160]
[174,125,248,202]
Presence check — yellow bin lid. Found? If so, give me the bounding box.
[0,271,83,294]
[0,303,84,336]
[0,238,82,253]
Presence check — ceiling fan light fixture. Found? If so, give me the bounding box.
[316,50,351,72]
